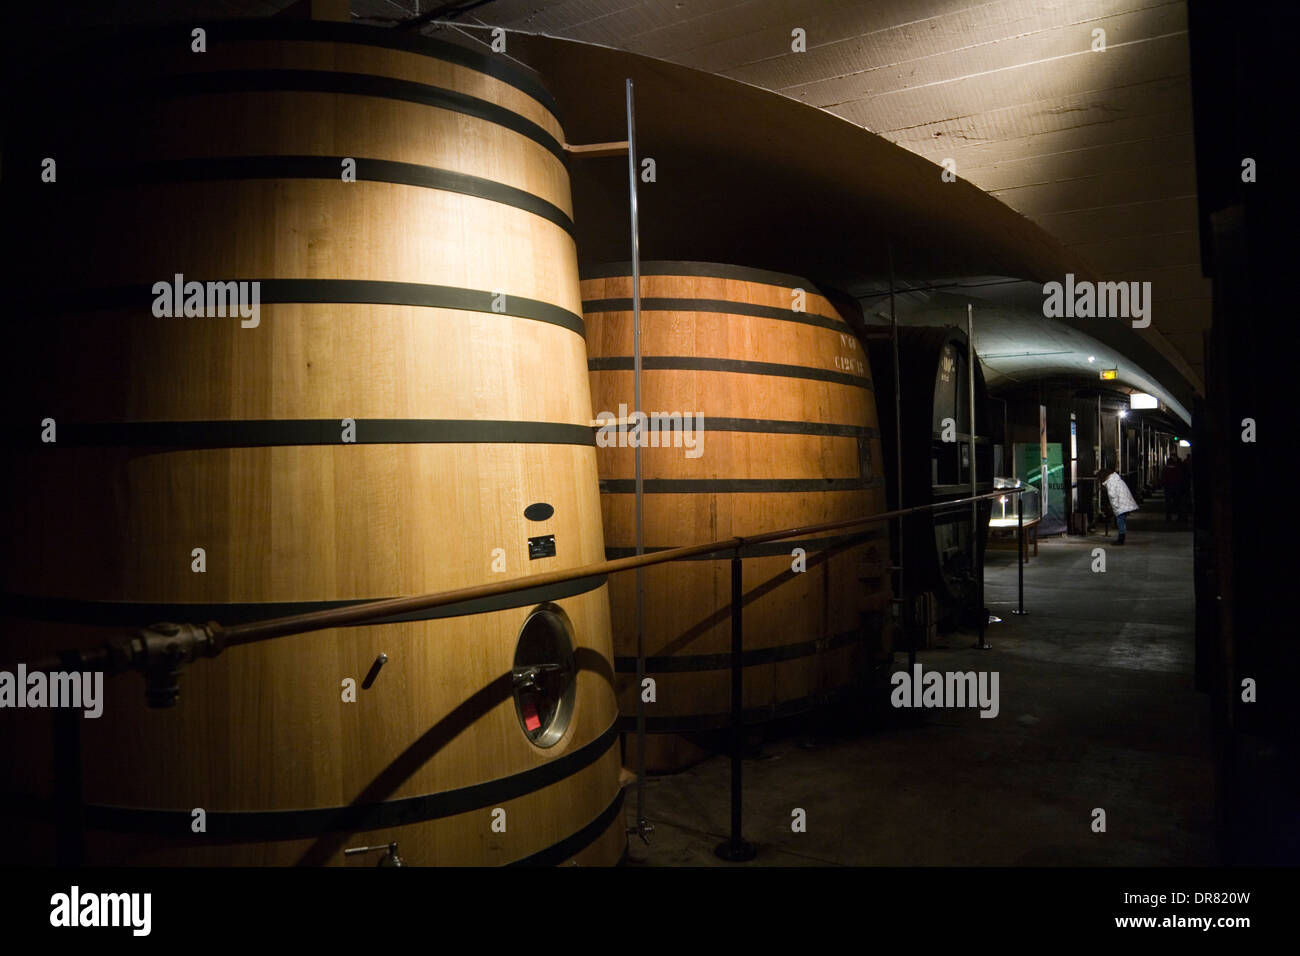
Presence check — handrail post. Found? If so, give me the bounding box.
[716,545,756,862]
[53,673,84,866]
[889,244,910,674]
[969,306,990,650]
[1012,489,1027,616]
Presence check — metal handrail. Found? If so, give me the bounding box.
[18,487,1024,677]
[219,488,1019,649]
[14,484,1027,867]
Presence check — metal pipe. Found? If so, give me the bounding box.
[54,704,84,865]
[1119,416,1123,478]
[968,305,988,649]
[968,304,977,533]
[890,245,908,672]
[1097,394,1103,516]
[715,550,755,862]
[19,489,1027,678]
[1014,494,1026,616]
[214,492,1027,647]
[625,77,649,844]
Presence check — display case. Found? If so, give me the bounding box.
[988,477,1041,528]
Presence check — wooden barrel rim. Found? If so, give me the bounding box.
[57,68,565,163]
[581,295,845,332]
[580,260,827,291]
[5,419,597,449]
[615,626,871,674]
[588,355,871,389]
[56,156,574,237]
[0,722,618,837]
[595,418,878,437]
[33,281,587,337]
[506,790,625,867]
[602,529,886,560]
[80,19,561,119]
[599,477,884,494]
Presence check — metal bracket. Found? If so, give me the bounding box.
[119,621,225,708]
[511,662,567,693]
[626,818,654,844]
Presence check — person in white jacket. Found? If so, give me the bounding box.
[1099,468,1139,544]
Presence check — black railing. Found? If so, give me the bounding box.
[15,486,1028,864]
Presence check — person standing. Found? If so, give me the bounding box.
[1099,468,1139,544]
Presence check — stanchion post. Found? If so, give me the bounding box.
[975,519,989,648]
[1012,491,1027,616]
[716,547,756,862]
[53,705,84,866]
[969,306,990,649]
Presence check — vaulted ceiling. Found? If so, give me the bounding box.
[364,0,1208,398]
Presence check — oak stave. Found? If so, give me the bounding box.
[0,22,623,867]
[581,263,893,771]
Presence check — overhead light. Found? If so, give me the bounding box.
[1087,355,1096,363]
[1118,409,1128,418]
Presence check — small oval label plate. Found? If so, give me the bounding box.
[524,502,555,522]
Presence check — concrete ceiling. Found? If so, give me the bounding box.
[367,0,1208,399]
[861,288,1191,424]
[481,32,1195,426]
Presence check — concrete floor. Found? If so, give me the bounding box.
[623,495,1215,865]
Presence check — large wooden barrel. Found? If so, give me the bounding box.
[865,326,994,625]
[581,262,893,771]
[0,20,624,866]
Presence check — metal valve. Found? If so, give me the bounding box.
[627,818,655,845]
[511,662,566,693]
[344,841,405,867]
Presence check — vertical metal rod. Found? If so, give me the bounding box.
[626,78,648,841]
[1096,394,1103,516]
[1001,397,1009,475]
[1015,493,1025,615]
[54,704,84,865]
[889,245,909,670]
[1119,415,1123,478]
[715,550,755,861]
[728,553,742,843]
[969,305,988,648]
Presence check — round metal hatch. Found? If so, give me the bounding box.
[511,604,577,748]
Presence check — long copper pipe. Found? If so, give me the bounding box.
[213,488,1021,649]
[15,488,1026,676]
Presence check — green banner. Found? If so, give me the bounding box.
[1018,443,1066,534]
